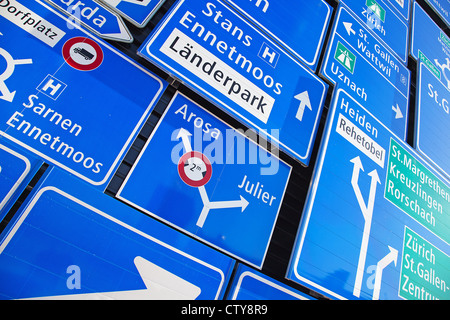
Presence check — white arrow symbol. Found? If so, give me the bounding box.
[175,128,250,228]
[392,104,403,119]
[26,256,201,300]
[177,128,193,153]
[0,82,16,103]
[294,91,312,122]
[208,195,249,211]
[196,186,249,228]
[373,246,398,300]
[350,156,380,298]
[343,22,356,36]
[0,48,32,102]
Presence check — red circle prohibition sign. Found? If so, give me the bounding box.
[62,37,103,71]
[177,151,212,187]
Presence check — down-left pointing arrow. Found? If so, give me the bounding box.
[44,0,133,43]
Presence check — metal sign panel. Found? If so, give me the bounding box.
[320,5,410,140]
[340,0,409,64]
[116,92,292,268]
[0,0,167,189]
[43,0,133,42]
[0,142,42,220]
[411,1,450,89]
[0,168,235,300]
[226,264,314,300]
[416,61,450,177]
[101,0,166,28]
[138,0,328,165]
[383,0,411,21]
[424,0,450,26]
[223,0,333,71]
[287,89,450,300]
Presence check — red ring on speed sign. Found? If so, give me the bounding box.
[178,151,212,187]
[62,37,103,71]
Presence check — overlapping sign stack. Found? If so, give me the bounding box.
[0,0,448,301]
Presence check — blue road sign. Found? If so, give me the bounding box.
[101,0,166,28]
[226,264,314,300]
[424,0,450,26]
[0,168,235,299]
[383,0,411,21]
[138,0,328,165]
[116,92,292,268]
[320,5,410,140]
[411,1,450,90]
[286,89,450,300]
[341,0,409,64]
[223,0,332,71]
[0,0,167,189]
[0,142,42,221]
[416,61,450,177]
[43,0,133,42]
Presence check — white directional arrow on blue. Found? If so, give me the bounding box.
[27,256,202,300]
[294,91,312,122]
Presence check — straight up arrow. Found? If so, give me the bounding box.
[177,128,193,153]
[294,91,312,122]
[350,156,380,298]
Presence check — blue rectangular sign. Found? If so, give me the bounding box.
[0,0,167,189]
[226,264,314,300]
[0,142,42,220]
[320,5,410,140]
[223,0,333,71]
[287,88,450,300]
[43,0,133,42]
[341,0,409,64]
[415,61,450,177]
[102,0,166,28]
[116,92,292,268]
[0,168,235,299]
[138,0,328,165]
[383,0,411,21]
[411,1,450,86]
[424,0,450,26]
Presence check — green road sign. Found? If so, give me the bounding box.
[400,227,450,300]
[366,0,386,22]
[385,139,450,245]
[335,41,356,74]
